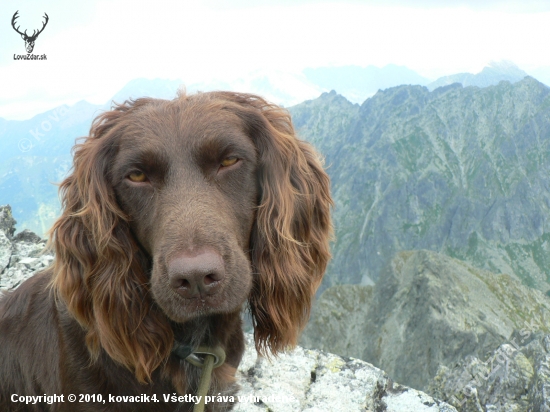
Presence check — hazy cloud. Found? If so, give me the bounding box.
[1,0,550,119]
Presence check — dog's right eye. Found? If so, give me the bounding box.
[127,171,147,183]
[220,157,238,168]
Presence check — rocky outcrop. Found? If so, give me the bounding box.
[235,335,456,412]
[301,249,550,397]
[0,204,455,411]
[0,205,53,291]
[429,331,550,411]
[0,206,17,238]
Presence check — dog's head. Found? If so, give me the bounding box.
[50,91,333,382]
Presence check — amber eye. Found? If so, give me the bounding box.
[127,171,147,182]
[220,157,238,167]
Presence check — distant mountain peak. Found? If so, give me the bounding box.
[482,60,528,77]
[303,65,430,104]
[428,60,528,91]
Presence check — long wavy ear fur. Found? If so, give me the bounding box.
[218,92,333,355]
[48,100,173,383]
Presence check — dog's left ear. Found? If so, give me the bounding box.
[222,93,333,355]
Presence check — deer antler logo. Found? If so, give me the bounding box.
[11,11,49,54]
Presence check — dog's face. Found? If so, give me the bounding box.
[111,103,259,322]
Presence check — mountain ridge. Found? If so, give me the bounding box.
[289,76,550,292]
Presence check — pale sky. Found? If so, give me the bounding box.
[2,0,550,120]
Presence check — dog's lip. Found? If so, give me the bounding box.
[178,293,225,311]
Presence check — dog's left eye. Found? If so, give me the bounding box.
[127,171,147,183]
[220,157,238,167]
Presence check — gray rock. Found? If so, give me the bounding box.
[0,205,16,239]
[0,205,16,277]
[13,229,44,244]
[301,250,550,392]
[0,230,12,274]
[234,334,456,412]
[0,204,52,291]
[429,333,550,411]
[0,251,54,290]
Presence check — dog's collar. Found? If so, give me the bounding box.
[172,341,226,412]
[172,342,226,368]
[172,341,195,361]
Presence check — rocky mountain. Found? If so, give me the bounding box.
[300,249,550,409]
[290,76,550,293]
[427,61,528,90]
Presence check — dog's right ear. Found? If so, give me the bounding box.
[49,102,132,327]
[48,99,174,383]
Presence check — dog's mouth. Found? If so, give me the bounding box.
[177,293,225,315]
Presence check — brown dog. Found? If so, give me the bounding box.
[0,91,332,412]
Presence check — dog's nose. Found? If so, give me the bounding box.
[168,249,225,298]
